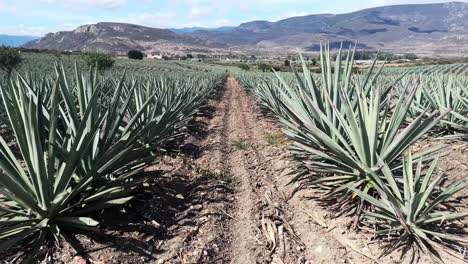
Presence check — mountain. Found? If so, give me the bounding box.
[168,26,235,34]
[0,35,38,47]
[24,2,468,56]
[190,2,468,56]
[23,22,225,54]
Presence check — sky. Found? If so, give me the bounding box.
[0,0,465,36]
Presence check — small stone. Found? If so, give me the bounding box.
[315,245,323,253]
[176,194,185,199]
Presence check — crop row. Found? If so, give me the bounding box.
[238,44,467,262]
[0,63,226,261]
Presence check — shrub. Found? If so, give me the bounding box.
[128,50,144,60]
[84,52,114,71]
[238,64,250,71]
[310,58,317,66]
[0,46,22,74]
[404,53,418,61]
[258,63,271,72]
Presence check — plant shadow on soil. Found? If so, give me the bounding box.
[72,169,232,259]
[161,85,224,159]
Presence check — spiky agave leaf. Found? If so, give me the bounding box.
[124,73,224,148]
[0,64,226,260]
[408,73,468,138]
[351,152,468,261]
[0,73,137,258]
[256,42,449,223]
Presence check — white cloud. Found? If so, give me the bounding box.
[125,11,177,27]
[0,24,48,36]
[38,0,127,9]
[188,6,212,19]
[0,1,17,13]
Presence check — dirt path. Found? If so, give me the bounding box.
[185,76,371,264]
[214,77,309,263]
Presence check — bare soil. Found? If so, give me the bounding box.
[5,77,466,264]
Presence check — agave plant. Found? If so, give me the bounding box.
[267,43,449,225]
[351,152,467,261]
[0,72,143,260]
[239,74,296,118]
[124,74,223,147]
[0,63,226,260]
[410,73,468,138]
[55,64,156,182]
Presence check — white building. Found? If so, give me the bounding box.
[147,52,163,60]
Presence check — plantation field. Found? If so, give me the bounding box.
[383,62,468,75]
[0,48,467,264]
[12,52,229,76]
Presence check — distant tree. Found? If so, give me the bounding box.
[0,46,23,74]
[128,50,144,60]
[284,59,290,67]
[258,63,272,72]
[84,52,115,71]
[310,58,317,66]
[238,64,250,71]
[186,54,194,59]
[403,53,418,61]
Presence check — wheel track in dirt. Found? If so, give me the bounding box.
[223,76,261,264]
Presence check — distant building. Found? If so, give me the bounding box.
[147,51,163,60]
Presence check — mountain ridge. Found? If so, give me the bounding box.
[0,35,38,47]
[168,26,235,34]
[23,22,226,54]
[23,2,468,56]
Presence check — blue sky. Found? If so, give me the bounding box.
[0,0,464,36]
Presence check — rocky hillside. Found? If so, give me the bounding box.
[190,2,468,56]
[24,22,225,54]
[24,2,468,56]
